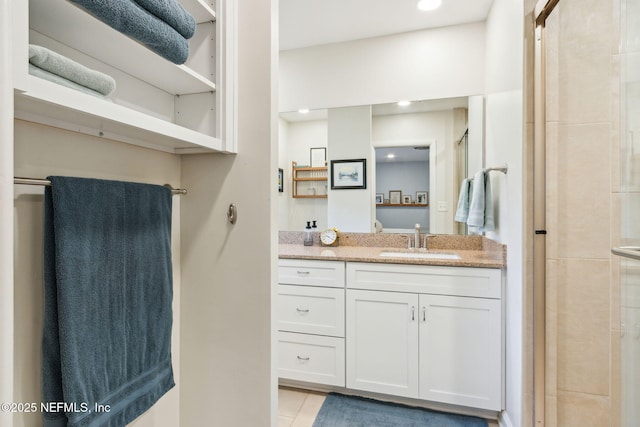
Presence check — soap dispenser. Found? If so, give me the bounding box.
[304,221,313,246]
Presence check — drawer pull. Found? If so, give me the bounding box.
[411,306,415,321]
[422,307,426,322]
[296,308,310,313]
[297,355,310,361]
[296,270,310,275]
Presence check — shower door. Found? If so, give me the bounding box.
[614,0,640,424]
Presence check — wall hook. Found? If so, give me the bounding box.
[227,203,237,224]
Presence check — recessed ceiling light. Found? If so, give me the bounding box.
[397,100,411,107]
[298,108,310,114]
[417,0,442,12]
[387,153,396,159]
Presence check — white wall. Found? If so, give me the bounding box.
[13,121,182,427]
[483,0,525,426]
[280,22,486,112]
[279,118,329,231]
[327,106,373,232]
[179,0,275,425]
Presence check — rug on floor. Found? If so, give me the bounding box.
[312,393,488,427]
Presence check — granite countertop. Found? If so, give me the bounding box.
[278,232,506,269]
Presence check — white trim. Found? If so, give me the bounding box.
[0,0,15,423]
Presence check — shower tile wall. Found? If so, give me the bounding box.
[543,0,618,426]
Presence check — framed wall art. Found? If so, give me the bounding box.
[330,159,366,189]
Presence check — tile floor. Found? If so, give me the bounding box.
[278,387,499,426]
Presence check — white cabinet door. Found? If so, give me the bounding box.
[346,289,419,398]
[418,294,502,410]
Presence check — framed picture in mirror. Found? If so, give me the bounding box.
[389,190,402,205]
[402,195,412,204]
[331,159,366,189]
[375,193,384,204]
[416,191,428,205]
[310,147,327,167]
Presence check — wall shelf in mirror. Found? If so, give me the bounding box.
[292,161,328,199]
[376,203,428,207]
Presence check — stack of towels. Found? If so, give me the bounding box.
[29,44,116,99]
[69,0,197,65]
[455,169,495,233]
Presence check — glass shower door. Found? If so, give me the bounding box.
[617,0,640,424]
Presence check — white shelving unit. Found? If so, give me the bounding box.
[12,0,236,154]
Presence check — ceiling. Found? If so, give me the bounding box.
[279,0,494,51]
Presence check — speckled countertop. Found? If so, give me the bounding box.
[279,232,506,269]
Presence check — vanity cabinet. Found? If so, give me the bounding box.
[277,259,345,386]
[346,262,503,411]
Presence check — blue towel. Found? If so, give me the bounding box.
[68,0,190,64]
[42,176,174,427]
[454,178,472,223]
[467,169,495,232]
[29,45,116,96]
[133,0,196,39]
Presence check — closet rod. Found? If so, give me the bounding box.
[13,177,187,195]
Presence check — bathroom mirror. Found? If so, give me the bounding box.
[278,96,482,234]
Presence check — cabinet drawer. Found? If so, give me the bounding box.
[278,259,345,288]
[277,285,345,337]
[347,262,502,299]
[278,332,345,386]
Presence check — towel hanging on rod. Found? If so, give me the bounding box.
[13,177,187,195]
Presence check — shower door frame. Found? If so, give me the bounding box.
[532,1,562,426]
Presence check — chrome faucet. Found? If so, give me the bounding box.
[414,224,421,249]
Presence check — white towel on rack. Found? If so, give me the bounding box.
[454,178,472,223]
[467,169,495,232]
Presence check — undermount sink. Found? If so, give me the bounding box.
[378,250,461,260]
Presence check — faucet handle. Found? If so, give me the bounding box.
[423,234,435,250]
[399,235,412,249]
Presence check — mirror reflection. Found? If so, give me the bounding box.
[278,96,480,234]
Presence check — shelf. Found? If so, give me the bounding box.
[293,177,327,182]
[12,0,236,154]
[15,77,224,154]
[376,204,429,207]
[292,161,328,198]
[28,0,216,96]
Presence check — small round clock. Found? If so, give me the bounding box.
[320,228,339,247]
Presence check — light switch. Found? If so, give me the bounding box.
[438,201,448,211]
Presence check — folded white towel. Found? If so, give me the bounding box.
[467,169,495,232]
[29,45,116,96]
[454,178,472,223]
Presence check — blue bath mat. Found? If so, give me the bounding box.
[312,393,488,427]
